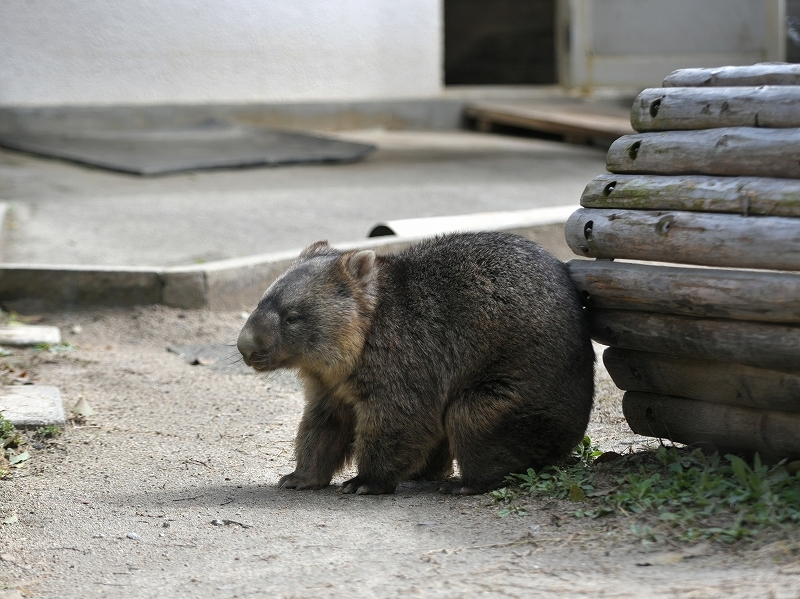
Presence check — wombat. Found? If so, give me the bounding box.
[237,232,594,495]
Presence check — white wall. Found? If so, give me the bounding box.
[0,0,443,107]
[559,0,786,90]
[3,0,788,107]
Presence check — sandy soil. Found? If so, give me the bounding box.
[1,306,799,598]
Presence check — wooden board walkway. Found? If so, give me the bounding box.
[463,101,634,144]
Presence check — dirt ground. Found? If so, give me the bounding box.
[1,306,799,598]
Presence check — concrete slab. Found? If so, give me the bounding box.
[0,325,61,346]
[0,385,65,427]
[0,129,607,267]
[0,128,605,309]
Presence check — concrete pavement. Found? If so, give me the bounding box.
[0,128,608,309]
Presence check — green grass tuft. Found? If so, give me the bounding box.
[1,413,17,479]
[491,437,800,544]
[0,413,13,439]
[34,425,62,439]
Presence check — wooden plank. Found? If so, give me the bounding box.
[567,260,800,323]
[464,102,633,142]
[632,86,800,132]
[606,128,800,179]
[663,64,800,87]
[589,310,800,373]
[565,208,800,270]
[604,348,800,412]
[580,174,800,217]
[622,391,800,462]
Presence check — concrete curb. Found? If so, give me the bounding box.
[0,206,579,312]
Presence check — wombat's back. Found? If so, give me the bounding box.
[369,232,591,379]
[358,232,594,477]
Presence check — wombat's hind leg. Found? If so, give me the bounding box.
[440,383,539,495]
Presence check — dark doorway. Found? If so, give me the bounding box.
[789,0,800,63]
[444,0,556,85]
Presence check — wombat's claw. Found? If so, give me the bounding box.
[340,476,396,495]
[278,472,328,490]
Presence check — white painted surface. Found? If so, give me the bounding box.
[369,205,579,238]
[592,0,767,55]
[559,0,786,90]
[0,0,788,107]
[0,0,442,106]
[0,325,62,346]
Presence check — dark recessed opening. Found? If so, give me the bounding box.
[367,225,396,238]
[444,0,556,85]
[583,220,594,241]
[788,0,800,63]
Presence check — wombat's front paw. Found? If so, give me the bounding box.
[278,472,329,490]
[340,476,397,495]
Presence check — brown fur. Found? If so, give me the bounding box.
[238,232,594,495]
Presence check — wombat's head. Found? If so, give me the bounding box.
[237,241,378,378]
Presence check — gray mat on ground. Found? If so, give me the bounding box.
[0,122,375,175]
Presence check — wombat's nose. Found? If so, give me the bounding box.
[237,326,257,365]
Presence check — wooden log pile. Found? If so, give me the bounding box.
[564,64,800,462]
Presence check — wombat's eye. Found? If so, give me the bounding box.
[285,313,302,324]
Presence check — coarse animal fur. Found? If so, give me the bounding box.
[237,232,594,495]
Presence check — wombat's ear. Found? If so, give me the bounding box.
[343,250,376,283]
[299,240,331,259]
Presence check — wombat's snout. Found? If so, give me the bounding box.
[238,311,284,371]
[237,323,260,367]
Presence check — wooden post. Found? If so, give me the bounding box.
[663,64,800,87]
[622,392,800,462]
[568,63,800,460]
[589,309,800,373]
[568,260,800,323]
[632,86,800,132]
[606,128,800,179]
[580,174,800,217]
[565,208,800,270]
[604,348,800,412]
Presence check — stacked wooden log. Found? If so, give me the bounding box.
[564,63,800,462]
